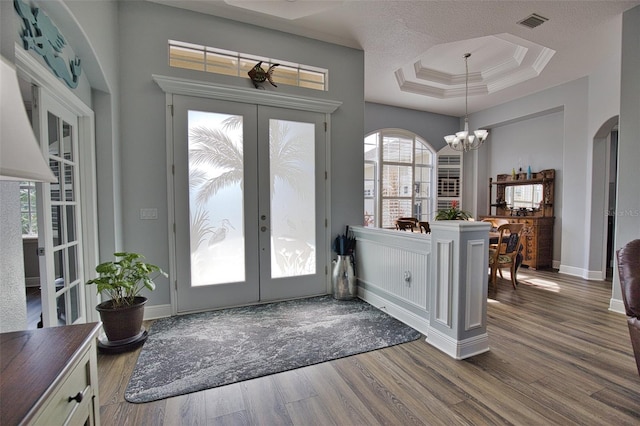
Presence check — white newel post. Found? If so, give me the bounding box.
[427,221,491,359]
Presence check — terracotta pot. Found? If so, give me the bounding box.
[96,296,147,342]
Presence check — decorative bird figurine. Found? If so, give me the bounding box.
[248,61,279,89]
[208,219,235,247]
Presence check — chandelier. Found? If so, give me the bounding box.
[444,53,489,152]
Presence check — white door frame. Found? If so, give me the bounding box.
[153,75,341,315]
[15,47,100,324]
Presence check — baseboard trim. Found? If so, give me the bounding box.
[358,287,430,335]
[25,277,40,287]
[609,298,626,314]
[425,326,490,360]
[586,270,605,280]
[558,264,588,278]
[144,304,172,320]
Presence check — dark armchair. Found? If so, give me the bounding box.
[617,239,640,376]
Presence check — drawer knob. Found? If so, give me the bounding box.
[68,392,83,404]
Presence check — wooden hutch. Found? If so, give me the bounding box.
[485,169,555,270]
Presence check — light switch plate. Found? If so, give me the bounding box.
[140,208,158,220]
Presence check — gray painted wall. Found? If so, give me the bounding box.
[585,23,623,279]
[469,77,593,276]
[365,102,459,150]
[485,110,564,264]
[117,1,364,307]
[64,0,123,259]
[613,5,640,303]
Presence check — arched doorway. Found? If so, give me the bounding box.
[588,116,619,280]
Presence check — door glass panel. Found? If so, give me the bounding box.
[62,120,73,161]
[188,110,245,286]
[53,249,64,281]
[269,119,316,278]
[49,159,61,201]
[55,292,66,326]
[48,112,59,157]
[51,205,62,246]
[64,163,74,201]
[66,205,76,242]
[68,245,77,283]
[69,285,80,323]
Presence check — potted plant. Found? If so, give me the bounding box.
[435,200,473,220]
[86,252,166,345]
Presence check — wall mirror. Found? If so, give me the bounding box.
[505,184,544,209]
[489,169,555,217]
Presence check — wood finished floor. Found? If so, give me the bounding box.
[97,269,640,425]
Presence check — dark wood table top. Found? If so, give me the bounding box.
[0,322,101,425]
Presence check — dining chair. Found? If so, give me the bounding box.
[482,217,509,231]
[395,219,415,232]
[418,221,431,234]
[395,217,418,232]
[488,223,525,290]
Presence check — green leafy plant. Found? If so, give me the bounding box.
[435,200,473,220]
[86,252,167,308]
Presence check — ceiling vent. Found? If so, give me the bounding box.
[518,13,549,29]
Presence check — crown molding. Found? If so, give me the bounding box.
[152,75,342,114]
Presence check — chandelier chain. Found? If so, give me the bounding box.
[443,52,488,152]
[465,53,469,119]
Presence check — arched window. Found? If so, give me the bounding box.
[364,129,436,228]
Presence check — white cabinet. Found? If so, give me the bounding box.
[0,323,101,425]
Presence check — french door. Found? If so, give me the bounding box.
[173,96,327,313]
[33,88,86,327]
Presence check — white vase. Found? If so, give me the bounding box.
[332,255,356,300]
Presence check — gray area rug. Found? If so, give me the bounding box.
[125,295,421,403]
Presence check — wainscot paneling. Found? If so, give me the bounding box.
[351,221,491,360]
[352,227,431,334]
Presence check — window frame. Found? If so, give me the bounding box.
[20,181,38,235]
[364,129,436,228]
[168,40,328,91]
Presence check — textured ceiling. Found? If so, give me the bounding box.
[147,0,640,116]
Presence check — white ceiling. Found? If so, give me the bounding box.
[147,0,640,116]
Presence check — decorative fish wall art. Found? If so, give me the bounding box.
[14,0,82,89]
[248,61,279,89]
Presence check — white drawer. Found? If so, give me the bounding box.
[33,349,92,425]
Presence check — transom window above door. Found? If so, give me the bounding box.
[364,129,435,228]
[168,40,328,91]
